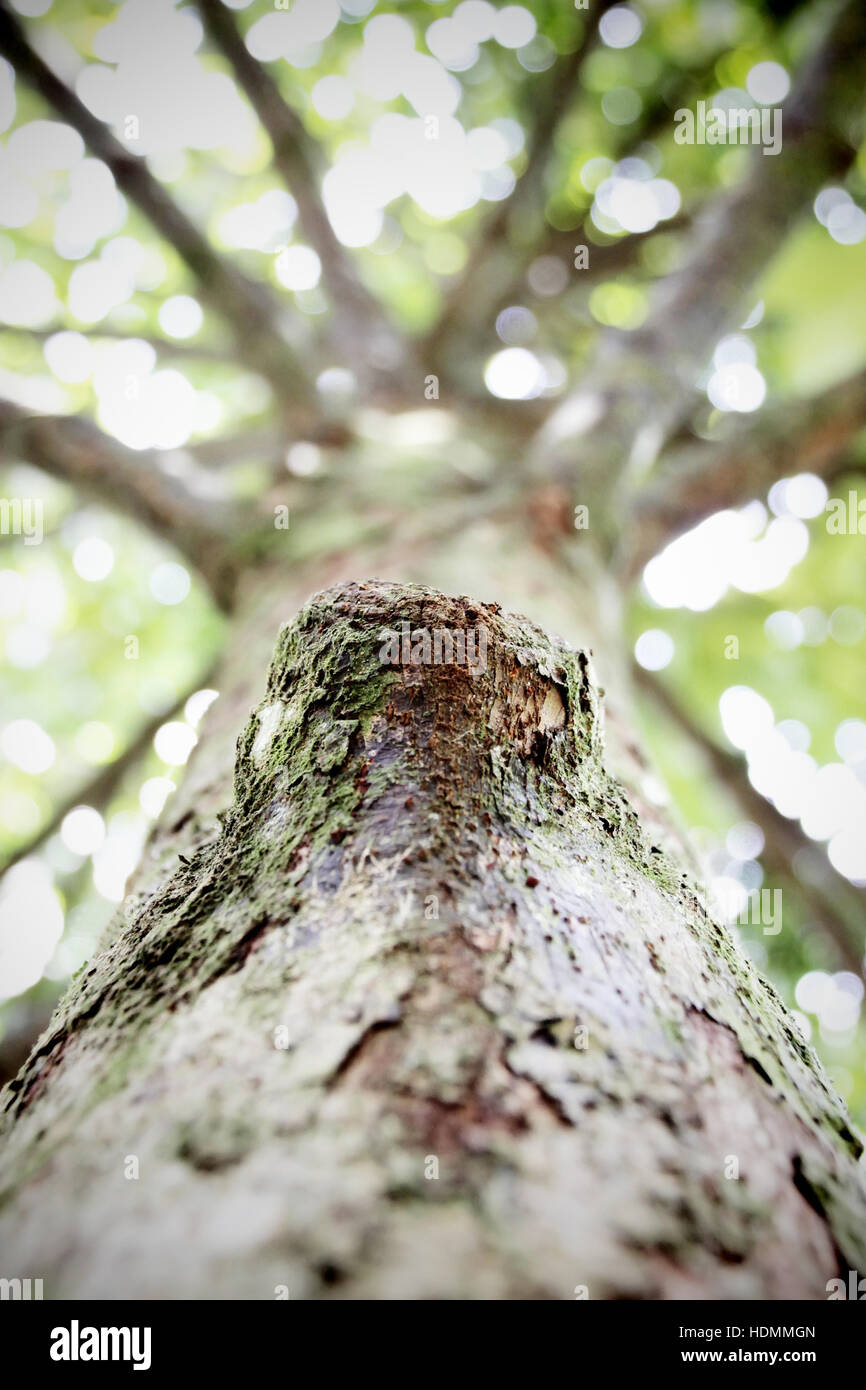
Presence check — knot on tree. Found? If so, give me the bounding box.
[231,581,603,858]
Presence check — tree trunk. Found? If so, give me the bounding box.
[1,576,864,1300]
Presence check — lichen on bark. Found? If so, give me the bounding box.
[0,580,864,1299]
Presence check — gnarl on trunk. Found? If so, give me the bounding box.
[1,581,864,1299]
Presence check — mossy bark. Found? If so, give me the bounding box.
[1,580,864,1299]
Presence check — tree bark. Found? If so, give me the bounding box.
[1,578,864,1300]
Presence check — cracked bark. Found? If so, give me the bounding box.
[0,579,864,1299]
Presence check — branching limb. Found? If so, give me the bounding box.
[636,665,865,978]
[0,6,316,412]
[0,665,217,876]
[0,325,238,365]
[532,0,866,530]
[625,367,866,575]
[505,212,690,309]
[193,0,411,391]
[0,400,237,603]
[421,34,719,384]
[417,2,615,372]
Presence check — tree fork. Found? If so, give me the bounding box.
[0,581,864,1298]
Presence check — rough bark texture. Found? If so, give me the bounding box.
[1,580,864,1299]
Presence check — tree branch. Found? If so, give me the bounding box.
[508,212,690,308]
[420,41,722,391]
[532,0,866,528]
[193,0,411,391]
[417,2,616,371]
[0,400,237,604]
[624,367,866,575]
[0,6,316,413]
[0,324,237,366]
[635,665,865,979]
[0,665,217,876]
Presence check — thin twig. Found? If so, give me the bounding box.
[0,324,237,365]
